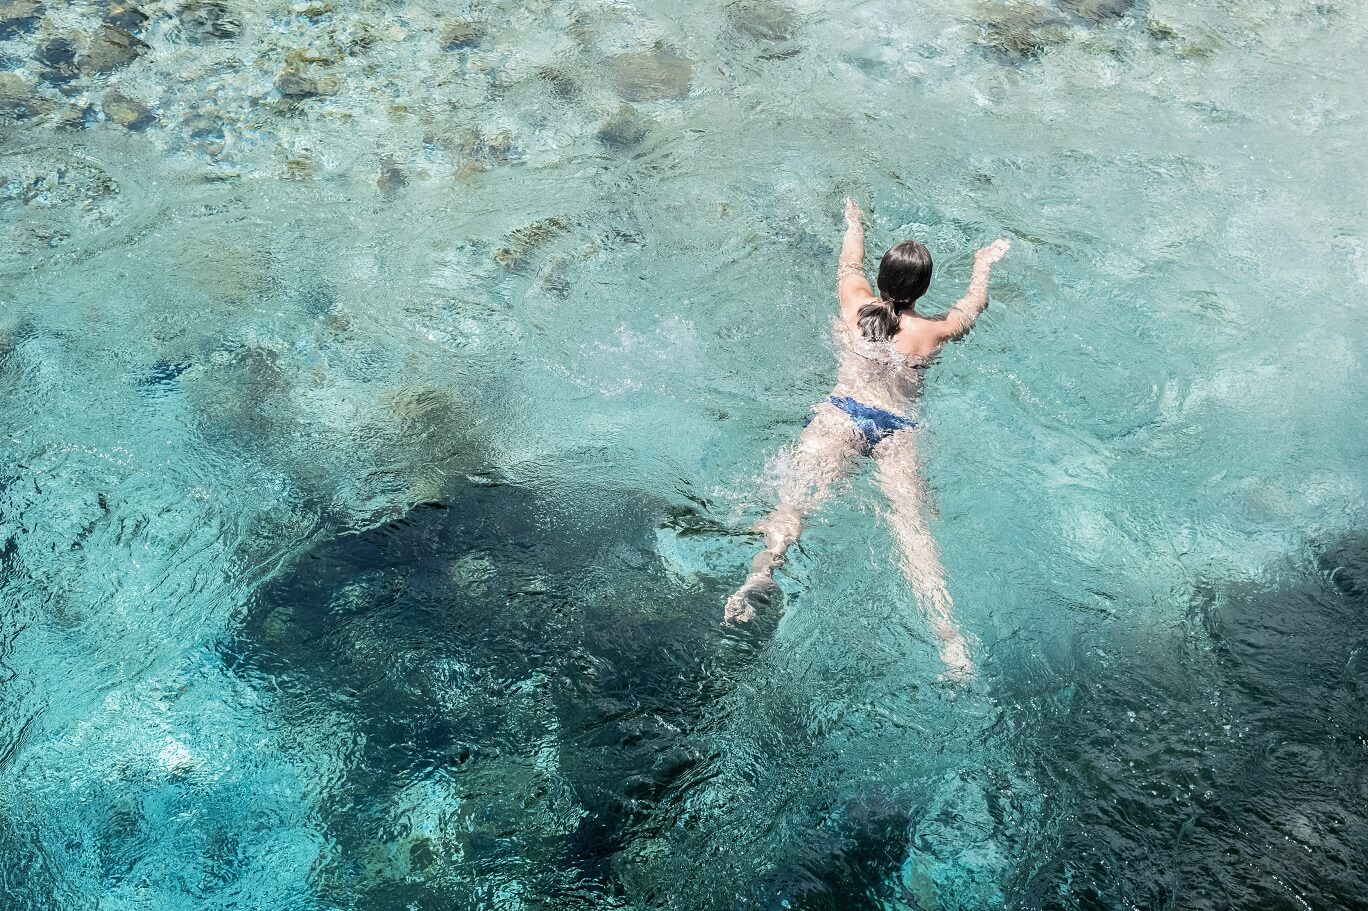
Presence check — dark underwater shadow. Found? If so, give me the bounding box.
[992,533,1368,910]
[220,472,756,908]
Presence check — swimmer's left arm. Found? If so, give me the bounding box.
[938,239,1011,342]
[837,198,875,321]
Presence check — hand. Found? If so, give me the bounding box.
[974,238,1011,266]
[843,197,864,228]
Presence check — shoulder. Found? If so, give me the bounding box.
[839,292,880,330]
[891,314,950,358]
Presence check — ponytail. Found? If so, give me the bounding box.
[857,297,902,341]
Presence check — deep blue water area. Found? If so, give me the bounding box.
[3,0,1367,908]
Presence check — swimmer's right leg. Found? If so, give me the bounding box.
[724,403,863,625]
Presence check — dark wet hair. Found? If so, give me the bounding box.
[858,240,933,341]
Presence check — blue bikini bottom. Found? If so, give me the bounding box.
[827,395,918,450]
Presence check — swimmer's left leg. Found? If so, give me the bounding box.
[725,403,863,625]
[871,430,975,678]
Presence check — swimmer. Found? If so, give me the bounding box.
[724,198,1010,677]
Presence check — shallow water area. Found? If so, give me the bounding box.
[2,0,1367,908]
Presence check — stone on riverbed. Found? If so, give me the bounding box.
[440,18,482,50]
[977,2,1071,64]
[596,104,650,150]
[1057,0,1137,23]
[178,0,241,41]
[724,0,798,42]
[276,57,341,97]
[36,36,80,85]
[494,216,569,269]
[101,89,155,129]
[0,0,40,39]
[607,46,692,101]
[0,72,44,119]
[78,24,149,74]
[104,2,149,32]
[376,156,408,196]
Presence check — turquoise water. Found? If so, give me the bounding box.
[3,0,1367,908]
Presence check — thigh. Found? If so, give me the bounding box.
[871,428,931,514]
[774,402,865,509]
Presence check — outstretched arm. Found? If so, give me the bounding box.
[939,239,1011,341]
[837,198,876,322]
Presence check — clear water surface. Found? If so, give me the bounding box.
[2,0,1366,908]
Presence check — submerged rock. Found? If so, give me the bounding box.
[55,102,95,129]
[276,60,341,98]
[376,156,407,196]
[104,2,148,31]
[177,0,241,41]
[293,1,331,19]
[439,18,482,50]
[35,36,79,85]
[0,0,40,40]
[978,3,1071,64]
[1057,0,1137,23]
[101,89,155,129]
[607,46,692,101]
[724,0,798,42]
[182,113,226,154]
[596,104,650,150]
[78,24,148,74]
[536,66,579,101]
[0,71,43,118]
[494,216,569,269]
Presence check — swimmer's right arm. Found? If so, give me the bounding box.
[837,198,876,322]
[940,239,1010,341]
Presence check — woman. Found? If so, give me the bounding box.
[724,198,1010,677]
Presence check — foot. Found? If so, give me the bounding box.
[723,572,779,625]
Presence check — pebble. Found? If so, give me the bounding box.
[101,89,155,129]
[183,113,226,154]
[78,24,149,75]
[276,63,341,98]
[607,46,693,102]
[0,71,43,118]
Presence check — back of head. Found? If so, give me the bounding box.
[858,240,934,341]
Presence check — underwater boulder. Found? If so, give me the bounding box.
[724,0,799,42]
[103,2,149,32]
[35,36,79,86]
[274,61,342,97]
[0,71,44,119]
[439,18,481,50]
[176,0,241,41]
[977,2,1072,64]
[101,89,155,130]
[607,46,693,101]
[596,104,650,150]
[0,0,40,40]
[77,24,148,75]
[1057,0,1138,23]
